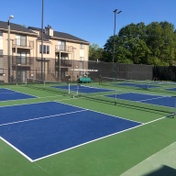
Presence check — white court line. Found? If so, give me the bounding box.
[0,94,64,104]
[0,100,54,108]
[37,94,63,98]
[0,112,168,163]
[0,109,87,162]
[0,100,142,162]
[33,123,142,162]
[4,88,39,98]
[142,116,167,125]
[0,88,38,103]
[0,136,33,162]
[138,96,165,102]
[54,99,141,124]
[34,115,169,162]
[34,114,171,162]
[0,92,16,95]
[0,88,17,95]
[0,99,74,109]
[0,97,37,104]
[0,100,170,163]
[0,122,142,163]
[79,85,112,91]
[0,109,87,127]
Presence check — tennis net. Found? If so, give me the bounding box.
[100,76,176,96]
[25,78,70,95]
[77,84,175,118]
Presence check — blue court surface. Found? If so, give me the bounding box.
[0,88,36,101]
[107,93,176,108]
[0,102,140,161]
[166,88,176,91]
[51,85,112,93]
[118,83,158,89]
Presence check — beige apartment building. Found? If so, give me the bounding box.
[0,21,89,83]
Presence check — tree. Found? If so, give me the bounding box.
[89,44,104,61]
[103,35,132,63]
[118,22,146,41]
[103,21,176,66]
[103,23,150,64]
[146,21,176,66]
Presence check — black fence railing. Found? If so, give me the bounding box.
[55,60,72,67]
[12,56,34,65]
[154,66,176,81]
[0,55,175,84]
[12,39,34,48]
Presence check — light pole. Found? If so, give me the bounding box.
[41,0,44,81]
[8,15,14,83]
[112,9,122,78]
[72,47,76,81]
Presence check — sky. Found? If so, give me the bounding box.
[0,0,176,47]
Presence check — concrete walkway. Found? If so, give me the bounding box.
[120,142,176,176]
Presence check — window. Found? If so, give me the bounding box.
[40,45,42,53]
[16,35,26,46]
[80,57,84,61]
[0,55,3,75]
[0,68,3,74]
[58,40,66,51]
[40,45,50,54]
[43,45,46,53]
[0,49,3,56]
[47,46,50,54]
[80,44,84,49]
[79,58,84,75]
[0,35,3,51]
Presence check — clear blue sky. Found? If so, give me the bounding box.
[0,0,175,47]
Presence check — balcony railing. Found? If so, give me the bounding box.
[12,56,33,66]
[12,39,34,49]
[55,60,72,67]
[55,45,73,53]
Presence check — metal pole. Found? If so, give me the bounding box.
[112,9,117,78]
[174,96,176,118]
[41,0,44,81]
[43,58,46,80]
[59,52,61,81]
[8,20,10,83]
[68,82,70,94]
[7,15,14,83]
[112,9,122,79]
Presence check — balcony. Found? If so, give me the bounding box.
[12,39,34,50]
[12,56,33,67]
[55,60,72,67]
[55,45,73,53]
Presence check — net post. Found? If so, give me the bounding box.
[76,83,79,96]
[66,75,71,95]
[68,82,70,94]
[174,96,176,118]
[169,96,176,119]
[25,79,28,86]
[99,75,102,85]
[114,90,117,105]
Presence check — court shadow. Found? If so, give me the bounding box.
[144,165,176,176]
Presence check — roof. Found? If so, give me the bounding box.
[54,31,89,43]
[28,26,50,41]
[28,26,89,44]
[0,21,37,35]
[0,21,89,44]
